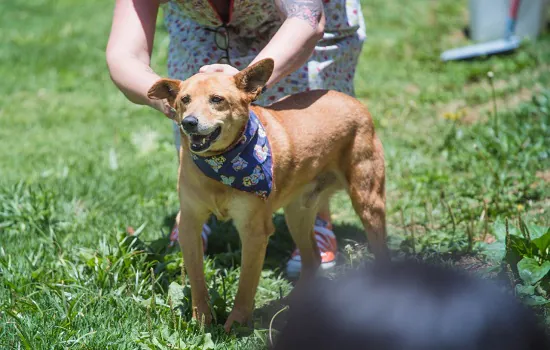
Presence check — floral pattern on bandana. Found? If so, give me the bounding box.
[231,156,248,171]
[221,175,236,186]
[191,111,273,200]
[243,166,265,187]
[204,155,226,173]
[254,144,268,162]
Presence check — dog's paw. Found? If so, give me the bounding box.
[224,308,250,333]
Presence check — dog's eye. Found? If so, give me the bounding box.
[181,95,191,104]
[210,95,224,104]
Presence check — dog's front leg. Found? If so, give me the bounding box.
[224,210,274,332]
[178,206,212,325]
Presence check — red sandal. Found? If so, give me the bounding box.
[286,216,337,278]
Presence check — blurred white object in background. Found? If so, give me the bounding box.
[469,0,549,42]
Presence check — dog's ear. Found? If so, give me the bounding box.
[147,78,182,106]
[234,58,274,100]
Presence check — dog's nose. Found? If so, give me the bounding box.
[181,116,199,132]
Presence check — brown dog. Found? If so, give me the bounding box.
[147,58,388,332]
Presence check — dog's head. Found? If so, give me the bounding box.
[147,58,274,155]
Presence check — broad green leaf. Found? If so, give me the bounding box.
[515,283,535,296]
[151,335,168,350]
[202,333,215,350]
[168,282,185,309]
[532,229,550,255]
[135,295,166,308]
[492,218,507,241]
[523,294,550,306]
[517,257,550,285]
[528,224,549,240]
[479,241,505,263]
[160,326,172,342]
[493,217,519,241]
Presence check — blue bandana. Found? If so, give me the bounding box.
[191,111,273,200]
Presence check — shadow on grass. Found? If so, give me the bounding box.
[156,211,368,272]
[145,210,494,278]
[132,211,505,336]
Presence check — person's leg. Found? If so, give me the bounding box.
[314,199,337,271]
[317,199,331,223]
[287,198,338,278]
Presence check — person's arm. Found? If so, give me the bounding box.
[254,0,325,87]
[200,0,325,88]
[106,0,173,117]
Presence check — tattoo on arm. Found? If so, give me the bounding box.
[278,0,323,29]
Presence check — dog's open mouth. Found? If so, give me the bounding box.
[189,126,222,152]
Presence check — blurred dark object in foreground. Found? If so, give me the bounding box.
[274,260,550,350]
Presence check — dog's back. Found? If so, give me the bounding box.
[266,89,375,147]
[253,89,381,212]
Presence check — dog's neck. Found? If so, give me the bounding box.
[187,110,273,200]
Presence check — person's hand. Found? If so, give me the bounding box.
[150,98,177,120]
[199,64,239,75]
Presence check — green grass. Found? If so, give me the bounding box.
[1,0,549,348]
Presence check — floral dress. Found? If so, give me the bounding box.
[163,0,367,149]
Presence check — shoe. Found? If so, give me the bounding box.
[169,222,211,253]
[286,217,337,278]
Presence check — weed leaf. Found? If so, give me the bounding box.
[532,228,550,256]
[517,257,550,285]
[168,282,185,309]
[505,235,532,269]
[523,294,550,306]
[202,333,215,350]
[515,283,535,296]
[493,218,509,241]
[480,240,506,262]
[528,224,549,240]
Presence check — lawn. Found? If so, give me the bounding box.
[1,0,549,348]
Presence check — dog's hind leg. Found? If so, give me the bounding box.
[346,136,390,261]
[284,198,322,279]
